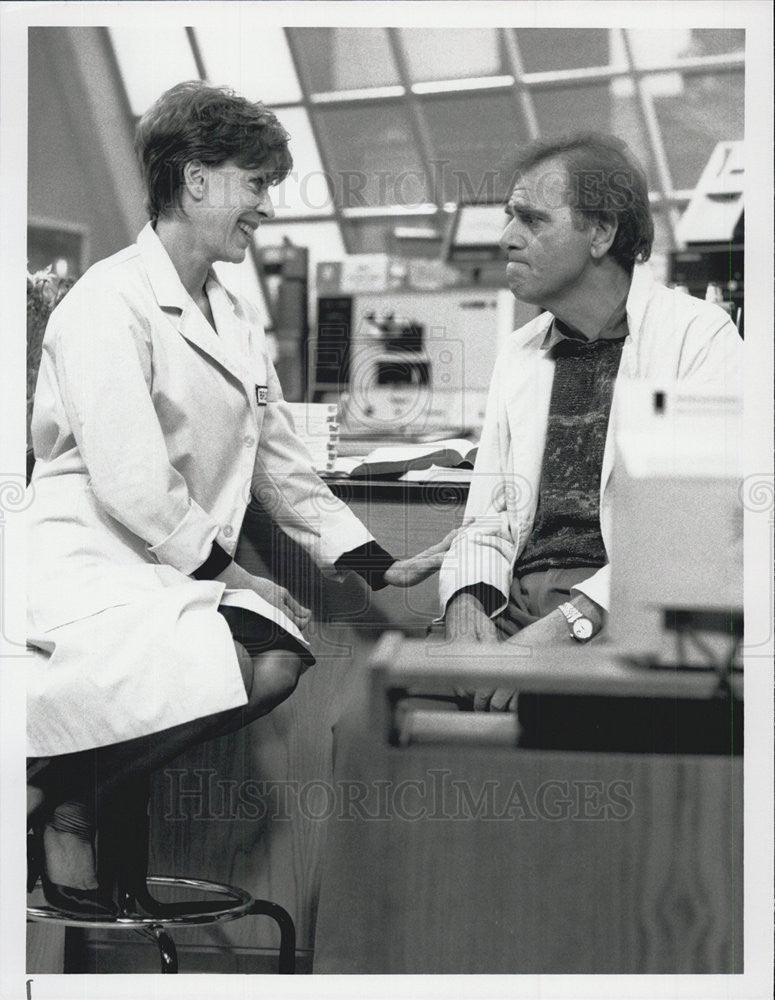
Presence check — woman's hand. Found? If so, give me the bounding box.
[247,577,311,632]
[215,562,311,632]
[382,528,459,588]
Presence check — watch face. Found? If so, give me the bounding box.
[572,618,594,640]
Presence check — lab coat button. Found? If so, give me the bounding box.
[223,525,234,538]
[244,435,256,448]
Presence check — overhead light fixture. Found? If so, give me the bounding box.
[343,204,438,219]
[311,86,406,103]
[412,75,514,95]
[393,227,438,240]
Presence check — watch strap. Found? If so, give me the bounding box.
[557,601,596,642]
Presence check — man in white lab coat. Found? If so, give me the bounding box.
[439,133,742,710]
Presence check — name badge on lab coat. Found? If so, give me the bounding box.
[256,386,268,406]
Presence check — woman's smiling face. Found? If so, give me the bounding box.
[195,159,276,264]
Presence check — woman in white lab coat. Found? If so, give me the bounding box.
[26,81,451,917]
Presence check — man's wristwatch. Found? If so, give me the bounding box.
[557,601,596,642]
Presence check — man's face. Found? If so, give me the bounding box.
[499,157,596,307]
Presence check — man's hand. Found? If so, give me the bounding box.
[476,608,569,711]
[215,561,311,632]
[383,528,459,588]
[481,596,606,712]
[444,591,500,643]
[501,606,570,649]
[445,591,501,706]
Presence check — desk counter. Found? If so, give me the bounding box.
[96,477,740,974]
[313,639,743,974]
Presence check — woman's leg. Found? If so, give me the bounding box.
[29,643,305,889]
[30,643,303,804]
[40,801,99,890]
[88,644,304,802]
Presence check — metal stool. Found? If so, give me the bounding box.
[27,875,296,973]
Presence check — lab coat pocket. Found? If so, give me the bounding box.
[31,600,133,643]
[29,563,187,635]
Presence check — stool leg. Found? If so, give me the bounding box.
[249,900,296,973]
[152,926,178,974]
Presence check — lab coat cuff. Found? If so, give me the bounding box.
[146,503,220,576]
[570,564,611,613]
[439,545,513,615]
[192,541,233,581]
[446,583,504,617]
[335,540,396,591]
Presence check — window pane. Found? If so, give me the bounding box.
[422,93,528,203]
[532,82,613,136]
[271,107,334,217]
[608,94,660,191]
[516,29,610,73]
[532,83,657,190]
[313,104,428,208]
[397,28,504,82]
[652,70,744,190]
[194,26,301,103]
[288,28,399,92]
[687,28,745,58]
[108,27,199,116]
[625,28,745,68]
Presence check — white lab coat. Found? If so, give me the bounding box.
[438,265,743,616]
[27,223,373,756]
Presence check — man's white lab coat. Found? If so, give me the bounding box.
[439,265,743,617]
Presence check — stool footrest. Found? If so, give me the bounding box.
[28,875,253,928]
[28,876,296,974]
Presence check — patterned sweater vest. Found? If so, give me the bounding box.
[514,327,625,577]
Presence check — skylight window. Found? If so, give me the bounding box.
[108,27,199,116]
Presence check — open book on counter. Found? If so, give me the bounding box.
[330,438,478,480]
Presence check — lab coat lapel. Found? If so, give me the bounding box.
[136,222,257,392]
[205,277,265,407]
[599,265,652,499]
[205,279,253,374]
[176,300,253,388]
[505,320,555,535]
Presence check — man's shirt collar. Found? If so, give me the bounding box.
[539,265,655,351]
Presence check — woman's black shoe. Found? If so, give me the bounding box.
[40,874,119,919]
[28,828,119,920]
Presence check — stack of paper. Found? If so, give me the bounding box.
[285,402,339,473]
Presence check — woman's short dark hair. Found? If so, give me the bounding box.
[135,81,293,222]
[508,132,654,271]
